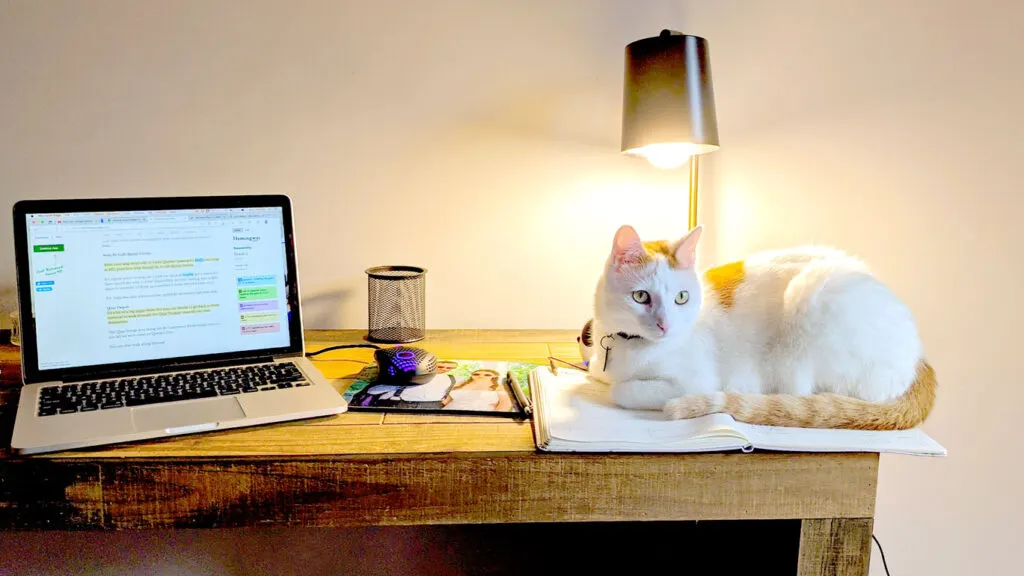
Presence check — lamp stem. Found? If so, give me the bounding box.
[688,155,700,230]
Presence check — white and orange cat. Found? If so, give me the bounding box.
[589,225,935,430]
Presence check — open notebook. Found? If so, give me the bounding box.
[530,366,946,456]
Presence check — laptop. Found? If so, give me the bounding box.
[10,195,347,455]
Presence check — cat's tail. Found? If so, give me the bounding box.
[663,361,937,430]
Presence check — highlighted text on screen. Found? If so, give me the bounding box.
[105,258,219,272]
[239,300,279,312]
[240,323,281,335]
[240,312,279,324]
[238,286,278,301]
[107,304,221,325]
[238,275,275,286]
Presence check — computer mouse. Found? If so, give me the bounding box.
[374,347,438,385]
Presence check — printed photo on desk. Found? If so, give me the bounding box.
[343,360,536,417]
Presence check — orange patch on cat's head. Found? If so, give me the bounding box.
[642,241,680,267]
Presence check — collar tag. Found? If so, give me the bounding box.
[599,334,614,371]
[599,332,642,371]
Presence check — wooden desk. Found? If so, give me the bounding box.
[0,330,877,575]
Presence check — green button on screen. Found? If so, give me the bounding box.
[33,244,65,253]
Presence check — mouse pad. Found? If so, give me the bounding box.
[343,360,536,417]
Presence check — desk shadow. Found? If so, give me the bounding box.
[432,520,802,575]
[0,520,801,575]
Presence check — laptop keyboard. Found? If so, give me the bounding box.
[37,362,310,417]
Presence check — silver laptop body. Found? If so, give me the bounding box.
[11,195,346,455]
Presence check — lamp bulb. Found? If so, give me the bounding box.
[625,142,706,169]
[644,149,691,169]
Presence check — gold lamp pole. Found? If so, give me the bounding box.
[688,154,701,230]
[622,30,719,230]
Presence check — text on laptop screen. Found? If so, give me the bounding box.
[25,207,292,370]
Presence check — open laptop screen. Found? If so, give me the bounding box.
[20,204,296,374]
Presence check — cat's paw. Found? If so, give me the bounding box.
[609,380,644,409]
[663,392,726,420]
[610,379,676,410]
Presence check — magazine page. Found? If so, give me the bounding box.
[343,360,525,415]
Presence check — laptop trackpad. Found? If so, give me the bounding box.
[131,398,246,433]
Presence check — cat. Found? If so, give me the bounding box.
[588,224,935,430]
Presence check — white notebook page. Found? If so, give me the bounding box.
[737,421,947,456]
[536,367,946,455]
[542,370,747,447]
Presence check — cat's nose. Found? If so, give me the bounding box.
[656,320,668,334]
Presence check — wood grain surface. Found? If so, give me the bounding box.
[797,518,874,576]
[0,329,879,540]
[0,452,877,530]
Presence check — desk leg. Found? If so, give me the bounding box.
[797,518,873,576]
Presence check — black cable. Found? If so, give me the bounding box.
[873,534,891,576]
[305,344,381,358]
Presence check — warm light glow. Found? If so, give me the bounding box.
[624,142,718,169]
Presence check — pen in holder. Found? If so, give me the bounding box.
[365,266,427,344]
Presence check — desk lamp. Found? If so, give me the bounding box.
[622,30,719,230]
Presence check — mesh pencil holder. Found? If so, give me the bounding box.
[365,266,427,343]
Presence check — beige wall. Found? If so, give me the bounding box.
[1,0,1021,574]
[0,0,693,331]
[684,0,1024,574]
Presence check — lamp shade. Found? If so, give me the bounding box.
[622,30,719,168]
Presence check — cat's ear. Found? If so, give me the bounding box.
[672,226,703,269]
[611,225,646,270]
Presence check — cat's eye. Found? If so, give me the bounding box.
[631,290,650,304]
[675,290,690,305]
